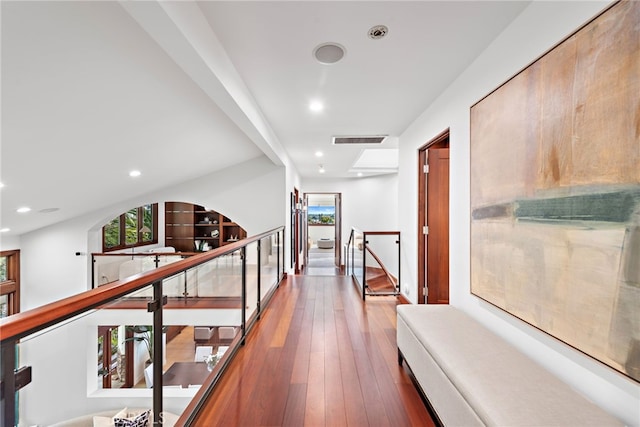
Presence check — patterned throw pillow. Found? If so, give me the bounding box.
[113,409,150,427]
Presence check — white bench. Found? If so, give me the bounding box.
[397,305,623,426]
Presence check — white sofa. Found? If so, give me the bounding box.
[397,305,623,426]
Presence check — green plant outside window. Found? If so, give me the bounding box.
[0,256,6,282]
[102,204,158,252]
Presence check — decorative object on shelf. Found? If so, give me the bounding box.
[211,230,219,238]
[195,240,208,251]
[204,353,220,372]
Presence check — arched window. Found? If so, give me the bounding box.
[102,204,158,252]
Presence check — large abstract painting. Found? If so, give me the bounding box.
[470,0,639,383]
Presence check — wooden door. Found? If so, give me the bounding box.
[426,147,450,304]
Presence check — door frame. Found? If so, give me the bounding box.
[304,192,342,269]
[417,129,450,304]
[293,188,302,274]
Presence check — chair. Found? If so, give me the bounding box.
[194,326,215,345]
[144,363,154,388]
[194,345,213,362]
[218,327,237,344]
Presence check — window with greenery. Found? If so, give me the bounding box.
[102,204,158,252]
[0,250,20,318]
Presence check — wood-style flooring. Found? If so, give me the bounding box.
[191,274,435,426]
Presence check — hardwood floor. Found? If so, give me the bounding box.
[191,274,435,426]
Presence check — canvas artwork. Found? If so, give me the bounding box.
[470,0,639,382]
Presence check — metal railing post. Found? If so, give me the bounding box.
[276,232,281,282]
[362,233,367,300]
[149,280,165,426]
[1,341,16,426]
[397,233,401,294]
[241,247,247,345]
[256,240,262,320]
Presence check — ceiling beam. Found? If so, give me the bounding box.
[119,0,289,168]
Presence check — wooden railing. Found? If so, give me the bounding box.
[0,226,285,427]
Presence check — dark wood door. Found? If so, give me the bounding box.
[426,147,450,304]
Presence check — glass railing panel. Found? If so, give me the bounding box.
[93,252,191,289]
[363,233,400,295]
[351,230,365,291]
[189,251,243,298]
[14,284,156,426]
[279,230,284,278]
[245,242,259,325]
[260,235,278,301]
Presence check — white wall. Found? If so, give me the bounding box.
[303,173,399,264]
[19,155,283,310]
[398,1,639,424]
[0,234,20,251]
[308,226,334,246]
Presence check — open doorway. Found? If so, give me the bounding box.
[304,192,342,275]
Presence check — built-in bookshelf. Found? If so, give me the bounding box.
[164,202,246,252]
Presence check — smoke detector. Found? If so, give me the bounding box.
[368,25,388,40]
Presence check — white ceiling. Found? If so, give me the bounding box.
[0,1,530,236]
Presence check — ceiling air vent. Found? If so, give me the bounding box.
[332,136,387,145]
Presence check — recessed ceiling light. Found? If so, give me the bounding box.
[319,165,326,174]
[0,182,4,188]
[309,101,324,112]
[357,172,363,177]
[313,42,346,65]
[315,151,323,157]
[17,207,31,213]
[129,170,141,177]
[0,228,9,233]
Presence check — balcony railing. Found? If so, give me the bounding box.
[0,226,285,427]
[345,227,401,299]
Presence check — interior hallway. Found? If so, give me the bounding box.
[192,274,435,426]
[304,245,340,276]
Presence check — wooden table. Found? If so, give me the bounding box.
[162,362,211,388]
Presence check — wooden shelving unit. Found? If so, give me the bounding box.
[165,202,246,252]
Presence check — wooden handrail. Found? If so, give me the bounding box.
[0,226,284,344]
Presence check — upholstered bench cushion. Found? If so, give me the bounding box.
[397,305,622,426]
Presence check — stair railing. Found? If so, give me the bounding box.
[346,227,401,299]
